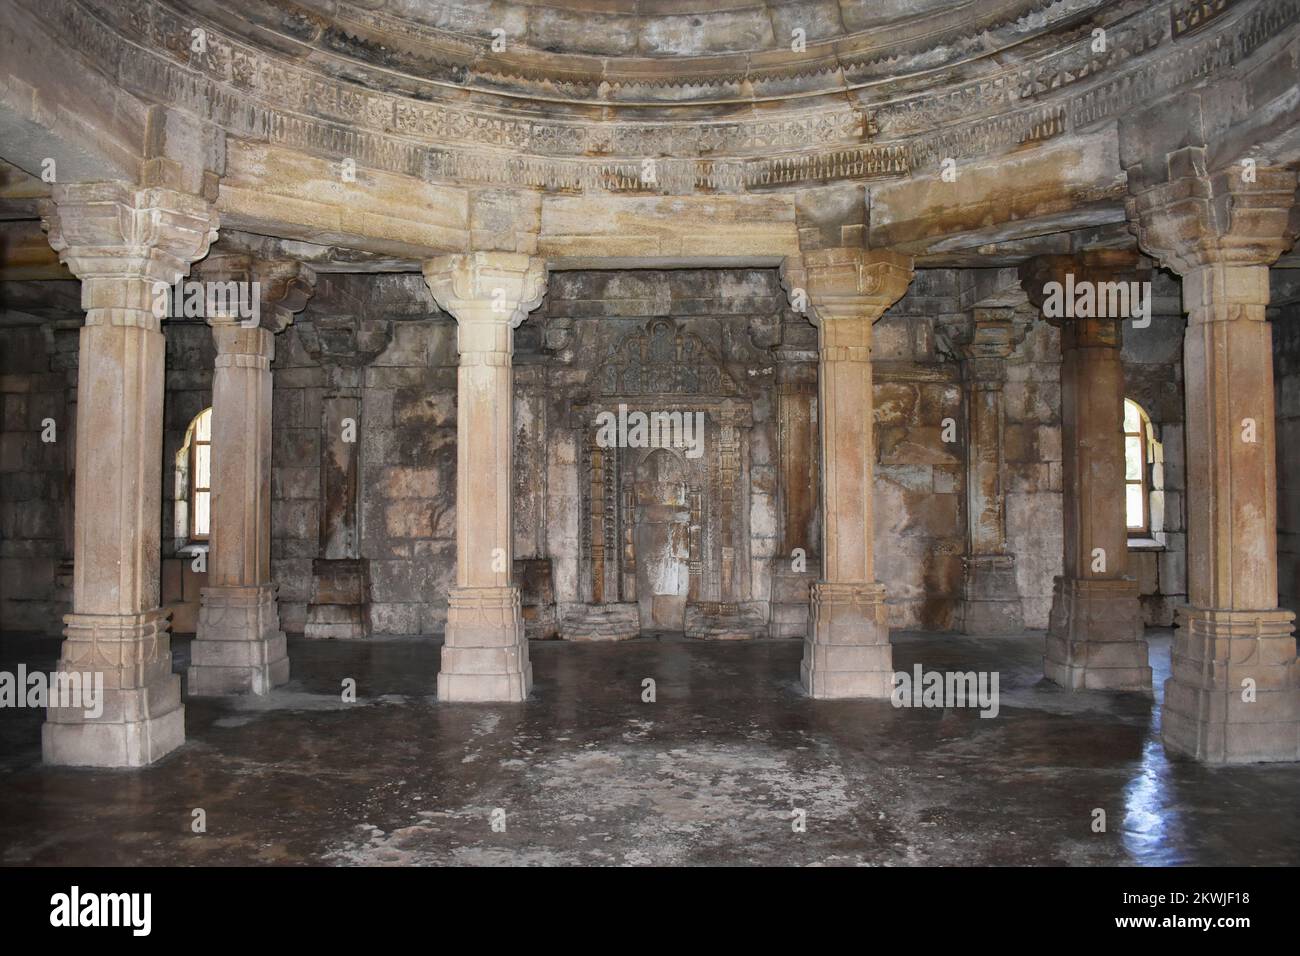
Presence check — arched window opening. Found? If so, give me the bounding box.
[175,407,212,545]
[1124,398,1164,541]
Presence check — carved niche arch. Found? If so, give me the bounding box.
[573,318,755,635]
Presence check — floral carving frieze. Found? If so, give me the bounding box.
[27,0,1300,195]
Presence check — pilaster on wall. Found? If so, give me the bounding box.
[37,180,218,767]
[297,300,392,641]
[1127,146,1300,763]
[1021,252,1152,693]
[953,307,1025,634]
[781,247,913,698]
[423,251,548,702]
[189,252,316,696]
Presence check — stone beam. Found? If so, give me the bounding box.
[0,219,73,280]
[0,0,143,183]
[539,194,799,266]
[217,140,470,260]
[869,136,1126,262]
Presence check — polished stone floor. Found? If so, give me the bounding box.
[1,627,1298,866]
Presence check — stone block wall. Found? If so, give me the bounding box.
[1273,296,1300,619]
[0,323,69,635]
[1,266,1180,641]
[358,319,458,636]
[873,270,966,630]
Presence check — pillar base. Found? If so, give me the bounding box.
[1045,577,1151,692]
[1162,606,1300,764]
[305,558,371,639]
[802,582,892,699]
[958,554,1024,634]
[189,584,289,696]
[42,609,185,768]
[437,586,532,702]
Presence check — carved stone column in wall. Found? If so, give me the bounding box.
[782,249,913,698]
[297,300,390,640]
[1128,148,1300,763]
[955,308,1024,634]
[1022,252,1151,693]
[37,182,218,767]
[189,255,315,695]
[423,252,547,702]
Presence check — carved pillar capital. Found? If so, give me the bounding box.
[1020,250,1148,349]
[955,307,1023,385]
[781,249,913,330]
[1125,147,1299,281]
[38,181,219,330]
[422,252,548,340]
[193,251,317,333]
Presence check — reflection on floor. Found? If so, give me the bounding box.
[1,628,1298,866]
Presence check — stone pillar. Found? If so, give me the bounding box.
[190,255,315,695]
[956,308,1025,633]
[422,252,547,702]
[37,182,218,767]
[1022,253,1151,692]
[781,249,913,698]
[1128,149,1300,762]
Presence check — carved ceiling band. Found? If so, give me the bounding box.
[24,0,1300,196]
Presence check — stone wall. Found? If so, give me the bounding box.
[1274,298,1300,619]
[0,323,69,635]
[873,270,966,630]
[0,267,1185,641]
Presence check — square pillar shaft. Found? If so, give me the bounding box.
[1128,151,1300,762]
[191,322,288,696]
[783,249,913,698]
[1023,255,1150,692]
[37,182,218,767]
[424,253,547,702]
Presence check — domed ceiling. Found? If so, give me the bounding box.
[213,0,1116,108]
